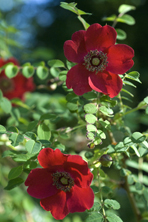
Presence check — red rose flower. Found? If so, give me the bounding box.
[64,23,134,98]
[25,148,94,220]
[0,57,35,100]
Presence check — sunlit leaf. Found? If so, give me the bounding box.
[116,28,127,40]
[36,66,49,79]
[48,59,65,68]
[22,66,35,78]
[118,4,136,14]
[5,64,19,78]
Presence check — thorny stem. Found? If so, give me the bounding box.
[124,175,142,222]
[123,158,142,222]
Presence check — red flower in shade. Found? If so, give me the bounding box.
[0,57,35,100]
[64,23,134,98]
[25,148,94,220]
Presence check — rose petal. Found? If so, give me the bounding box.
[67,185,94,213]
[38,148,67,171]
[40,191,69,220]
[66,154,91,175]
[86,24,117,51]
[88,71,123,98]
[64,155,93,188]
[64,30,87,63]
[66,64,92,95]
[106,44,134,74]
[66,167,93,188]
[25,168,58,199]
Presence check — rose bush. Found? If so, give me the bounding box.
[25,148,94,220]
[64,23,134,98]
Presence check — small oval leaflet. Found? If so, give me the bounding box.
[85,114,97,124]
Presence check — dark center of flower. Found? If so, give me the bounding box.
[83,49,108,73]
[52,171,74,192]
[0,77,14,93]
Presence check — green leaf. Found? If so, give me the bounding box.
[126,71,141,83]
[0,89,3,101]
[130,144,140,157]
[84,103,97,114]
[60,2,92,15]
[87,132,95,140]
[7,126,19,133]
[120,168,131,177]
[86,124,97,132]
[118,4,136,14]
[66,92,79,102]
[85,114,97,124]
[88,202,102,212]
[116,28,127,40]
[106,212,123,222]
[85,151,94,159]
[131,132,146,143]
[37,123,51,140]
[4,177,24,190]
[11,98,30,109]
[36,66,49,79]
[144,96,148,104]
[13,153,35,162]
[8,165,23,180]
[0,97,12,113]
[38,139,51,147]
[102,14,117,22]
[83,91,97,100]
[99,118,110,129]
[25,140,42,154]
[9,133,24,146]
[94,137,102,145]
[117,14,135,25]
[5,64,19,78]
[97,130,106,139]
[2,150,18,158]
[104,199,120,210]
[90,185,99,194]
[135,182,143,190]
[86,212,104,222]
[121,88,134,97]
[48,59,65,68]
[27,120,38,131]
[99,106,113,116]
[25,132,37,140]
[22,66,35,78]
[67,102,78,111]
[40,113,57,121]
[59,70,67,81]
[127,175,135,185]
[50,67,60,77]
[123,80,136,88]
[66,60,76,70]
[0,124,6,133]
[77,16,90,29]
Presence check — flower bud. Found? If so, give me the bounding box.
[99,154,112,167]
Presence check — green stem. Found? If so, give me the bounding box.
[122,107,139,117]
[98,170,107,222]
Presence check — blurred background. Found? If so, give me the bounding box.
[0,0,148,221]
